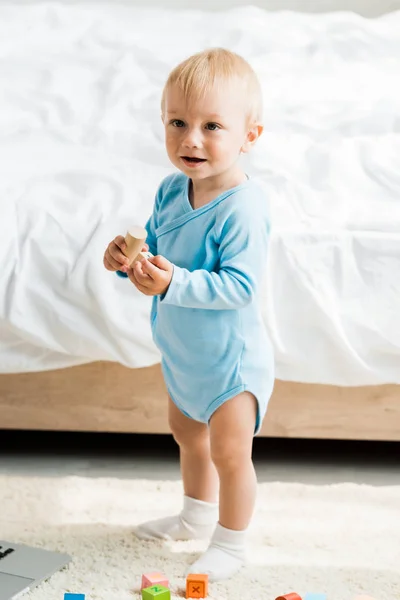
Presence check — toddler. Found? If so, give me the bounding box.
[103,48,274,582]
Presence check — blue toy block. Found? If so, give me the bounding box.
[64,594,85,600]
[304,594,326,600]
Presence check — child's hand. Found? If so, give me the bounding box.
[103,235,148,273]
[127,254,173,296]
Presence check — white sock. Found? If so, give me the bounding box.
[187,523,246,582]
[133,495,218,541]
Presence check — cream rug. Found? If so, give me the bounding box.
[1,476,399,600]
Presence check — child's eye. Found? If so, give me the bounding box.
[205,122,220,131]
[171,119,185,128]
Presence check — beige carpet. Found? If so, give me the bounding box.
[1,476,399,600]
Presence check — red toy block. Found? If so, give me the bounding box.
[141,572,169,591]
[276,594,303,600]
[186,573,208,598]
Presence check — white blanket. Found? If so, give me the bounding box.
[0,2,399,385]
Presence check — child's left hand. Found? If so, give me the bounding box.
[127,254,173,297]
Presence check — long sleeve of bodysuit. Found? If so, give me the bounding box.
[161,198,270,310]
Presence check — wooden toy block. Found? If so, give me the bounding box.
[276,594,303,600]
[186,573,208,598]
[304,595,326,600]
[64,595,85,600]
[124,225,149,266]
[141,572,169,590]
[116,225,153,277]
[141,584,170,600]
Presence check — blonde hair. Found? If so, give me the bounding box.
[161,48,263,124]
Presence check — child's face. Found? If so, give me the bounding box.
[163,82,259,183]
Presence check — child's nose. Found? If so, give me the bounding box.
[182,128,202,148]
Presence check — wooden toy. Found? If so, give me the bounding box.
[124,225,145,263]
[116,225,153,278]
[186,573,208,598]
[64,594,85,600]
[141,572,169,590]
[276,594,303,600]
[141,584,170,600]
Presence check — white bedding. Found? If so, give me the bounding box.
[0,2,399,385]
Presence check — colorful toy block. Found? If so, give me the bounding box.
[141,572,169,590]
[64,595,85,600]
[142,584,170,600]
[186,573,208,598]
[304,595,326,600]
[276,594,303,600]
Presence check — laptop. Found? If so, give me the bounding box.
[0,540,71,600]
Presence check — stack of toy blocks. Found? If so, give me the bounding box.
[141,572,170,599]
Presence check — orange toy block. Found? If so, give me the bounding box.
[186,574,208,599]
[141,572,169,591]
[276,595,303,600]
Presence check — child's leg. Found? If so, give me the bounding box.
[168,396,219,503]
[134,396,219,540]
[188,391,257,580]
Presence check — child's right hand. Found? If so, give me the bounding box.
[103,235,148,273]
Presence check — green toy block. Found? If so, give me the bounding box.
[142,584,170,600]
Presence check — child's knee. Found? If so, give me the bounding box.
[172,425,209,452]
[210,436,252,472]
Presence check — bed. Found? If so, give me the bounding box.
[0,0,399,440]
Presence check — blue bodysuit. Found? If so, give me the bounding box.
[144,172,274,434]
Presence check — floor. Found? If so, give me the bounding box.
[0,430,399,486]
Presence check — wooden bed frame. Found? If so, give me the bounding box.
[0,361,399,440]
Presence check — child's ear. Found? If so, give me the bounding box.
[241,123,263,154]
